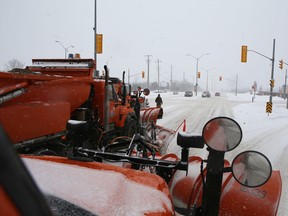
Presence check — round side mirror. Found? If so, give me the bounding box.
[143,88,150,96]
[202,117,242,152]
[232,151,272,187]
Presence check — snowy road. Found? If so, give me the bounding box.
[148,92,241,158]
[147,91,287,215]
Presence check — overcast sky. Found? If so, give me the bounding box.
[1,0,288,91]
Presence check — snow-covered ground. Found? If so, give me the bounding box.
[147,91,287,215]
[227,93,287,216]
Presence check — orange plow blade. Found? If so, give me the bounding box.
[169,156,282,216]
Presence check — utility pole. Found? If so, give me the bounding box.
[170,65,173,89]
[156,59,161,92]
[145,55,152,89]
[94,0,97,73]
[236,74,238,96]
[183,72,185,83]
[284,69,287,100]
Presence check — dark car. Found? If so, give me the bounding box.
[184,91,193,97]
[215,92,220,96]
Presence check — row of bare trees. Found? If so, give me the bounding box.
[0,59,25,72]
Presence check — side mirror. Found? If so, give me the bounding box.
[143,88,150,96]
[232,151,272,187]
[202,117,242,152]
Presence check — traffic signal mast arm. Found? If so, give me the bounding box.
[248,49,273,61]
[129,71,145,78]
[219,76,236,82]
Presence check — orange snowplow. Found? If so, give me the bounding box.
[0,116,282,215]
[0,58,163,154]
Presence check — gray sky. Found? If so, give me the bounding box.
[1,0,288,91]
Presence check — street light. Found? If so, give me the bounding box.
[106,57,112,66]
[203,67,215,92]
[186,53,209,96]
[55,40,74,59]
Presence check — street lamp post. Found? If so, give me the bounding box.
[204,68,215,92]
[106,57,112,66]
[55,40,74,59]
[186,53,209,96]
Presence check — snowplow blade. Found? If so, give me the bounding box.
[169,156,282,216]
[152,125,176,155]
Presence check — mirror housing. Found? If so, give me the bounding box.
[143,88,150,96]
[232,151,272,187]
[177,131,204,149]
[202,117,242,152]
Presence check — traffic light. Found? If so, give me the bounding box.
[141,71,145,78]
[241,45,248,63]
[270,79,274,88]
[219,76,222,81]
[279,59,283,70]
[197,72,201,78]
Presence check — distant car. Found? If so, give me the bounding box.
[184,91,193,97]
[215,92,220,96]
[173,91,179,95]
[154,90,167,93]
[202,91,211,98]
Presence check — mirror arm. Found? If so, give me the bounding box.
[222,167,232,173]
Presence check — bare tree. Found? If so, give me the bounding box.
[5,59,25,71]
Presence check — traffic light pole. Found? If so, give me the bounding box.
[246,39,275,103]
[269,39,276,104]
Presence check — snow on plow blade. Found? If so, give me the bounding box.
[151,125,176,155]
[169,156,282,216]
[21,155,174,216]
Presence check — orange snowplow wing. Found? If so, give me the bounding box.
[0,102,70,144]
[219,170,281,216]
[169,156,282,216]
[0,65,93,144]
